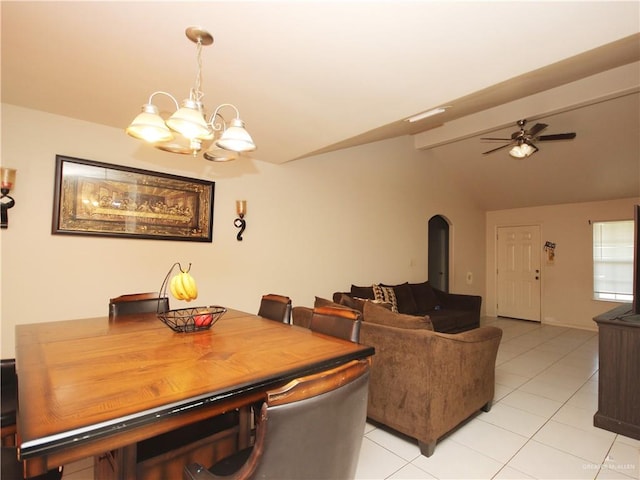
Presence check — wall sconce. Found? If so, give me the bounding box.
[544,241,556,264]
[1,168,17,229]
[234,200,246,241]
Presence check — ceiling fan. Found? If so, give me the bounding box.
[481,119,576,158]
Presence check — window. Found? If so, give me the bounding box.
[593,220,634,302]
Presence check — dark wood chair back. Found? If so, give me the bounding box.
[1,446,63,480]
[310,305,362,343]
[1,359,17,444]
[257,294,292,324]
[109,292,169,318]
[183,359,370,480]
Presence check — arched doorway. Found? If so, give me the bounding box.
[428,215,449,292]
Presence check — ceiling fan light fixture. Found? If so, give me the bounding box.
[509,142,536,158]
[483,120,575,157]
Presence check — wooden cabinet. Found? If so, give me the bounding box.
[593,305,640,440]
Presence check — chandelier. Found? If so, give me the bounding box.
[126,27,256,161]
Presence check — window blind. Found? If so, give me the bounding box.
[593,220,633,302]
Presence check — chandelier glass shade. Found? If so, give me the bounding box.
[165,99,212,140]
[203,131,236,162]
[215,117,255,152]
[126,103,174,143]
[126,27,256,158]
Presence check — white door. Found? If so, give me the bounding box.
[497,225,541,321]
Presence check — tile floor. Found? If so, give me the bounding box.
[355,317,639,480]
[61,316,640,480]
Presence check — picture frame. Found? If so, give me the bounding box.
[52,155,215,242]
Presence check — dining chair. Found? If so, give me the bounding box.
[257,294,292,324]
[309,305,362,343]
[183,359,370,480]
[1,359,17,446]
[109,292,169,318]
[1,446,63,480]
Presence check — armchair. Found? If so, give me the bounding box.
[361,317,502,456]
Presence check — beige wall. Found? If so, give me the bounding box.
[486,197,640,331]
[0,104,486,357]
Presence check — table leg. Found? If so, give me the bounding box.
[94,444,137,480]
[238,406,252,449]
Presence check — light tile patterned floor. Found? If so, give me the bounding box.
[62,316,640,480]
[355,317,640,480]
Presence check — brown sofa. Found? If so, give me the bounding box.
[292,298,502,457]
[334,281,482,333]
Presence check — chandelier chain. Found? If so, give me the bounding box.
[191,39,205,105]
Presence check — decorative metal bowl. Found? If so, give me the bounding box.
[157,306,227,333]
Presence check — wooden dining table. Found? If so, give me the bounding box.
[15,308,374,479]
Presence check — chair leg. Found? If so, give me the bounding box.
[418,440,436,457]
[238,406,252,449]
[1,425,17,446]
[481,400,492,412]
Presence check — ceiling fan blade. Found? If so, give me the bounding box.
[482,143,512,155]
[537,132,577,141]
[481,137,512,141]
[527,123,548,137]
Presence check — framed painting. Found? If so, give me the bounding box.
[52,155,215,242]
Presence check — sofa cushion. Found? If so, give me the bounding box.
[409,281,440,312]
[314,296,362,316]
[315,296,341,308]
[372,284,399,312]
[332,293,364,312]
[382,282,418,315]
[427,309,477,333]
[335,293,394,312]
[350,285,375,300]
[363,301,433,331]
[314,296,355,312]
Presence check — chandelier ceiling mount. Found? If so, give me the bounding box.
[185,26,213,46]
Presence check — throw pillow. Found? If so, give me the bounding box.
[350,285,375,299]
[314,296,349,310]
[372,284,398,313]
[409,281,440,312]
[333,293,393,312]
[334,293,366,312]
[363,301,433,330]
[313,296,363,324]
[382,282,418,315]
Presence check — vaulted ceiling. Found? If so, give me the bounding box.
[2,1,639,210]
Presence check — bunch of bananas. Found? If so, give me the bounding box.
[169,268,198,302]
